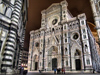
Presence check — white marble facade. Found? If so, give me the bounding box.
[28,0,94,71]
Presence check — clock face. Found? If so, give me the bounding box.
[52,19,58,25]
[35,42,39,47]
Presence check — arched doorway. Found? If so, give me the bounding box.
[34,55,38,70]
[47,46,58,70]
[75,50,81,70]
[35,62,38,70]
[75,59,81,70]
[52,58,57,70]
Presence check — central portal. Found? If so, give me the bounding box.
[52,58,57,70]
[75,59,81,70]
[35,62,38,70]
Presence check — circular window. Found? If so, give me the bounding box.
[73,33,79,40]
[35,42,39,47]
[52,19,58,25]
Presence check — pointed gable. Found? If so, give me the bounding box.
[46,3,60,13]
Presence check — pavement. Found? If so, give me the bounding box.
[0,71,99,75]
[26,71,100,75]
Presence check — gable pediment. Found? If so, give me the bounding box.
[46,3,60,12]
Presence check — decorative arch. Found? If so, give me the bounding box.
[33,54,38,70]
[47,45,58,70]
[71,43,82,57]
[32,47,39,62]
[34,54,38,62]
[71,43,83,70]
[47,45,58,54]
[32,48,39,70]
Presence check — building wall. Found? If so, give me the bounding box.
[87,23,100,72]
[21,50,28,68]
[0,26,9,71]
[0,0,28,74]
[90,0,100,71]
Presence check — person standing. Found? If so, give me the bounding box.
[62,68,63,74]
[57,68,58,74]
[45,69,46,72]
[54,68,57,74]
[39,70,41,73]
[63,68,65,74]
[59,68,61,74]
[21,67,24,75]
[93,69,95,73]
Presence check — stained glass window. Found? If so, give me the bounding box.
[73,33,78,40]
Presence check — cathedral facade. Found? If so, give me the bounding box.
[28,0,99,72]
